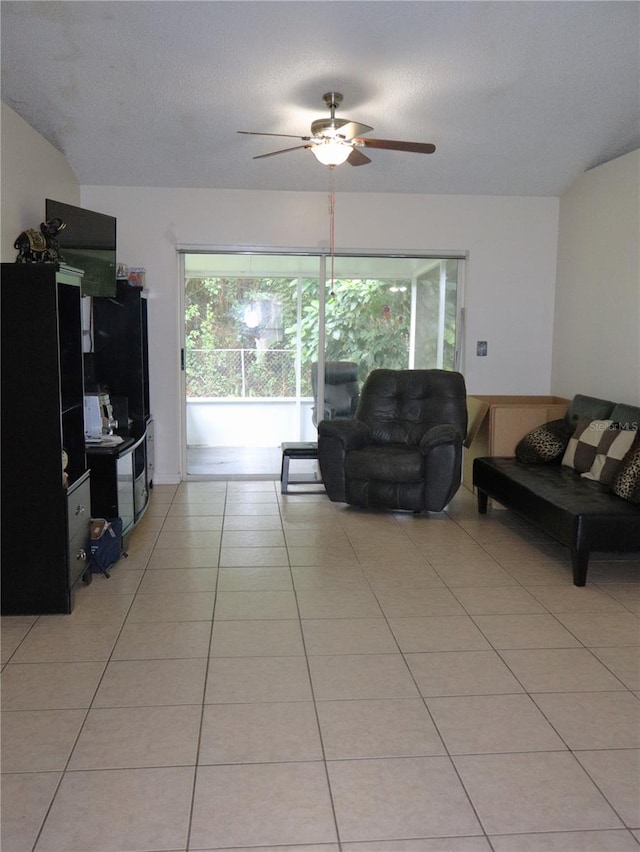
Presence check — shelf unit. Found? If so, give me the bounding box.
[88,280,153,529]
[87,432,150,536]
[1,263,91,614]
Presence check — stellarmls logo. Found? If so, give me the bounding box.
[587,421,638,432]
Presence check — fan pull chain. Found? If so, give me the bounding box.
[328,166,336,297]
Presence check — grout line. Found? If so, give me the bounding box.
[280,488,344,851]
[2,484,640,851]
[182,479,226,852]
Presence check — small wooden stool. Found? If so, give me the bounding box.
[280,442,322,494]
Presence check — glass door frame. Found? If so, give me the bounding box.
[178,246,467,480]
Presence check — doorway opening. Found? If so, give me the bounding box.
[181,250,465,478]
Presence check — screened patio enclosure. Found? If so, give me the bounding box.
[181,250,464,478]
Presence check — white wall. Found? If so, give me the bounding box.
[552,150,640,405]
[81,184,560,483]
[1,102,80,261]
[3,106,636,485]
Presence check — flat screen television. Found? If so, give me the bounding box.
[46,199,117,297]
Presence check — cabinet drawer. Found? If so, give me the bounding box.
[134,473,149,516]
[145,419,155,485]
[68,523,90,587]
[67,475,92,541]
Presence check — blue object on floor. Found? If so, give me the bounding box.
[87,517,128,578]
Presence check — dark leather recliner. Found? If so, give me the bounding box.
[311,361,360,427]
[318,368,467,512]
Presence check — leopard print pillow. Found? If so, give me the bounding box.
[611,437,640,503]
[516,419,574,464]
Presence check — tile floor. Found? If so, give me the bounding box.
[186,446,287,477]
[2,482,640,852]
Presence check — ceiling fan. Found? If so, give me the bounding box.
[238,92,436,167]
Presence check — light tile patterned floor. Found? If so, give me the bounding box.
[2,482,640,852]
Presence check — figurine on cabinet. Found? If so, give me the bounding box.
[14,218,66,264]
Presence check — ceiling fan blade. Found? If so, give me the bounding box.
[354,137,436,154]
[337,120,374,139]
[238,131,309,141]
[347,148,372,166]
[252,144,311,160]
[310,118,373,139]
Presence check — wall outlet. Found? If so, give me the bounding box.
[477,340,488,356]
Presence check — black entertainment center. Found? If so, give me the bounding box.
[1,200,153,614]
[87,279,154,534]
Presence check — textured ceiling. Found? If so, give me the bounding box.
[2,1,638,196]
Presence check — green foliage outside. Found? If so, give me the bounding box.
[297,277,411,382]
[414,261,459,371]
[185,273,455,398]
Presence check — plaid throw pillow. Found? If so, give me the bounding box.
[562,419,613,473]
[581,426,637,484]
[563,419,637,483]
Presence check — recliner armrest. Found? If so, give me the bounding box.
[420,424,464,510]
[323,403,337,421]
[312,403,340,425]
[318,418,372,451]
[318,419,372,502]
[419,423,463,455]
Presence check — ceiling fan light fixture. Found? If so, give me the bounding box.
[240,91,435,167]
[312,139,352,166]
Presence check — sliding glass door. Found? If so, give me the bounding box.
[320,255,461,374]
[181,251,464,478]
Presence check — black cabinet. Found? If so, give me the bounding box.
[1,264,91,614]
[88,280,153,528]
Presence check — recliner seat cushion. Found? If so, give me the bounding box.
[346,445,424,483]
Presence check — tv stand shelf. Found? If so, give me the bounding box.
[87,429,150,536]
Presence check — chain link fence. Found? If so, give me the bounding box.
[186,348,313,398]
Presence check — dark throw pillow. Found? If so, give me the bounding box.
[515,419,574,464]
[611,438,640,503]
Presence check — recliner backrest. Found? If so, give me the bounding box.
[357,368,468,445]
[311,361,360,424]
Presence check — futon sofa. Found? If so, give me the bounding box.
[473,394,640,585]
